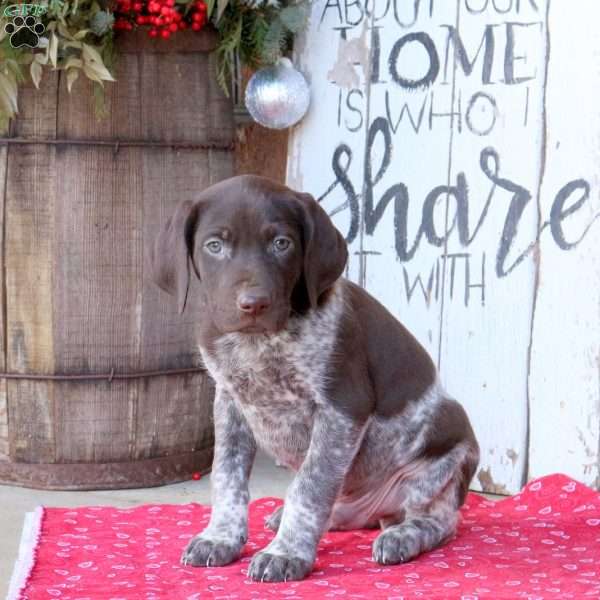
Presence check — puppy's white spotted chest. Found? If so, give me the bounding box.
[201,283,344,470]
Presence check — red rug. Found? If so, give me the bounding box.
[10,474,600,599]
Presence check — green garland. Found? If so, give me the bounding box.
[0,0,308,127]
[212,0,308,91]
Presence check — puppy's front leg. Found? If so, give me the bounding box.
[249,406,366,582]
[182,387,256,567]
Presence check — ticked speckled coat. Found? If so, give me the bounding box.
[149,175,480,583]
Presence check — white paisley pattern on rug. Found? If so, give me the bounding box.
[13,474,600,599]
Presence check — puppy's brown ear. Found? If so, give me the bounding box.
[297,192,348,309]
[148,200,201,314]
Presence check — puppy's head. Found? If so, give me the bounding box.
[148,175,347,334]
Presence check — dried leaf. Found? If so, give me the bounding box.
[66,68,79,92]
[81,43,103,65]
[0,73,19,116]
[57,22,74,39]
[215,0,230,21]
[83,63,104,85]
[62,57,83,69]
[0,71,18,104]
[49,32,59,68]
[93,82,109,119]
[30,61,43,89]
[83,57,115,82]
[62,40,83,50]
[81,45,115,82]
[35,52,49,65]
[0,90,17,119]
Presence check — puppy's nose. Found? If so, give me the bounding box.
[237,292,271,317]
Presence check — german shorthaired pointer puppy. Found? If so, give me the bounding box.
[149,175,479,583]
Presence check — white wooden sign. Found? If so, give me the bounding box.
[288,0,600,493]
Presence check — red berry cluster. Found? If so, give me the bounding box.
[113,0,207,39]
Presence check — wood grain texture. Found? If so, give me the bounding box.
[136,148,214,460]
[528,0,600,487]
[5,71,58,464]
[206,52,235,147]
[0,30,231,488]
[438,3,548,494]
[0,145,7,460]
[52,145,142,463]
[235,123,289,184]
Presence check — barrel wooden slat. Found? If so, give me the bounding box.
[54,381,134,463]
[57,58,144,141]
[138,149,209,371]
[52,145,142,463]
[0,382,7,460]
[134,374,215,460]
[136,150,204,462]
[0,30,229,488]
[132,142,224,460]
[206,53,236,147]
[11,69,59,139]
[5,71,59,464]
[208,148,235,187]
[53,147,143,373]
[139,52,211,143]
[0,144,7,461]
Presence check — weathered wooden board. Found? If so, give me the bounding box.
[528,1,600,487]
[439,1,547,494]
[0,144,7,461]
[6,71,59,464]
[289,0,600,492]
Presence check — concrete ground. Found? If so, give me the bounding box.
[0,451,293,598]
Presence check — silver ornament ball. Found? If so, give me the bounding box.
[245,58,311,130]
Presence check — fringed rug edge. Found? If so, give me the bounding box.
[6,507,44,600]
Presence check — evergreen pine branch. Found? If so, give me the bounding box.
[214,9,243,95]
[260,17,285,64]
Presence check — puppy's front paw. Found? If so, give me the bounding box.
[248,550,312,582]
[372,528,414,565]
[181,535,241,567]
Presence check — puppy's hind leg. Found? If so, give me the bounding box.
[372,443,478,566]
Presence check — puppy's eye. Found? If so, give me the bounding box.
[273,237,292,252]
[205,239,223,254]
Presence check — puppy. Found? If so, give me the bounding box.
[149,175,479,583]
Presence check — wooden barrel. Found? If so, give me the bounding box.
[0,30,231,490]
